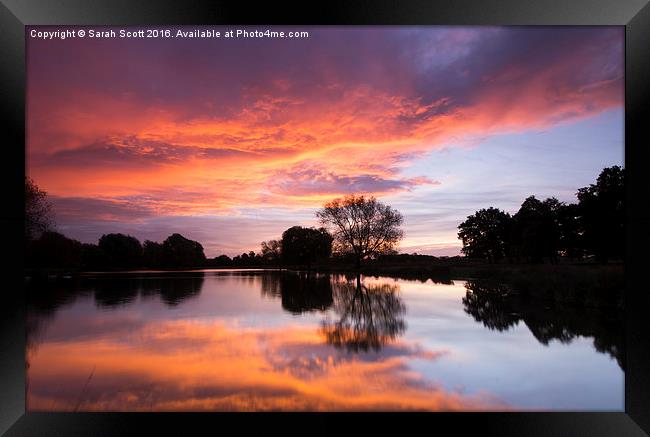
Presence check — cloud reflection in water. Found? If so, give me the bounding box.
[27,317,507,411]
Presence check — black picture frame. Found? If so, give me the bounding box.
[1,0,648,435]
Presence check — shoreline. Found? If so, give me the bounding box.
[25,262,623,310]
[24,261,623,278]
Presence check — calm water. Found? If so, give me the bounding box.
[26,270,624,411]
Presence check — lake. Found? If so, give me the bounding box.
[26,269,624,411]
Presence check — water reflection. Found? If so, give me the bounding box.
[260,271,333,314]
[461,281,519,331]
[26,272,205,355]
[321,276,406,353]
[462,280,625,369]
[27,272,205,311]
[25,271,623,411]
[259,272,407,352]
[26,316,494,411]
[95,274,205,308]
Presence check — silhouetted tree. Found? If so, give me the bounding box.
[98,233,143,269]
[26,231,83,269]
[236,252,250,266]
[281,226,333,269]
[25,177,54,242]
[260,239,282,264]
[457,167,624,263]
[577,166,624,262]
[162,233,206,267]
[457,207,512,263]
[143,240,165,268]
[556,203,583,259]
[320,275,406,352]
[80,243,108,270]
[317,195,403,268]
[212,254,232,267]
[511,196,561,263]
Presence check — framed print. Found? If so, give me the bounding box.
[1,0,649,435]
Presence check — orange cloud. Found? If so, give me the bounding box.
[26,27,623,254]
[30,70,619,215]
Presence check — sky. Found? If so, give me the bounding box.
[26,26,624,257]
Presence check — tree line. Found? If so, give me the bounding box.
[25,224,333,271]
[457,166,624,264]
[26,180,404,271]
[26,165,623,271]
[26,231,209,270]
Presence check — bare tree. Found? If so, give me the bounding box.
[316,195,404,267]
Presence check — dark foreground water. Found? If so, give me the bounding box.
[26,270,624,411]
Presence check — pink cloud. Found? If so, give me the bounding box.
[26,26,623,252]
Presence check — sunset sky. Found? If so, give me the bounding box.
[26,26,624,257]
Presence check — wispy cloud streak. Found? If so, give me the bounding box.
[27,26,623,255]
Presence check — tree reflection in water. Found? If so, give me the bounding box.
[26,272,205,345]
[92,273,205,308]
[462,280,625,370]
[25,272,206,404]
[321,275,406,352]
[461,281,519,331]
[260,271,333,314]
